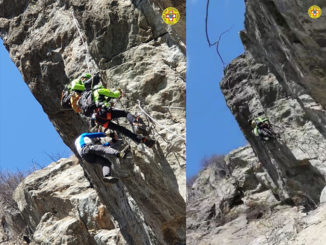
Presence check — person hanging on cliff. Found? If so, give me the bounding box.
[75,131,130,183]
[249,115,276,141]
[61,73,156,148]
[61,73,100,112]
[90,107,155,148]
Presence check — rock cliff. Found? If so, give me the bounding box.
[222,0,326,208]
[188,0,326,244]
[0,0,185,244]
[187,146,326,245]
[14,157,128,245]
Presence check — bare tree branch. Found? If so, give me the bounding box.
[32,159,45,170]
[43,151,65,162]
[205,0,233,70]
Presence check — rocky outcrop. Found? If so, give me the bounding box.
[221,0,326,207]
[221,52,326,206]
[187,146,326,245]
[13,157,127,245]
[0,203,26,245]
[221,1,326,207]
[0,0,185,244]
[240,0,326,109]
[188,1,326,244]
[187,146,277,244]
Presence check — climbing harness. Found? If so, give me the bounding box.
[94,108,112,129]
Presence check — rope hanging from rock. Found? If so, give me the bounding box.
[137,100,185,141]
[71,10,92,78]
[162,106,184,110]
[205,0,232,70]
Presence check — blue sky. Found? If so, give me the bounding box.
[0,40,71,172]
[186,0,247,178]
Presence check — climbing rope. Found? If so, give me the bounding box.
[161,106,184,110]
[71,10,92,75]
[205,0,233,70]
[137,100,185,141]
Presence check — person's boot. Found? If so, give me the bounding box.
[135,122,149,136]
[103,176,119,183]
[128,114,149,136]
[142,137,156,148]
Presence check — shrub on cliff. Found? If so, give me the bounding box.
[201,155,229,178]
[0,170,27,208]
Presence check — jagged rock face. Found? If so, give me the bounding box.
[187,147,326,245]
[241,0,326,108]
[187,146,277,244]
[221,2,326,207]
[0,0,185,244]
[0,203,26,245]
[221,52,326,206]
[13,157,126,244]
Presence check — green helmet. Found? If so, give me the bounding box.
[81,73,92,79]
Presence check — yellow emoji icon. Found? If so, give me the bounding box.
[162,7,180,25]
[308,5,322,19]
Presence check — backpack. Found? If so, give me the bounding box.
[255,117,269,128]
[61,88,72,109]
[79,90,96,116]
[92,85,116,108]
[61,78,85,109]
[70,92,82,113]
[84,73,101,90]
